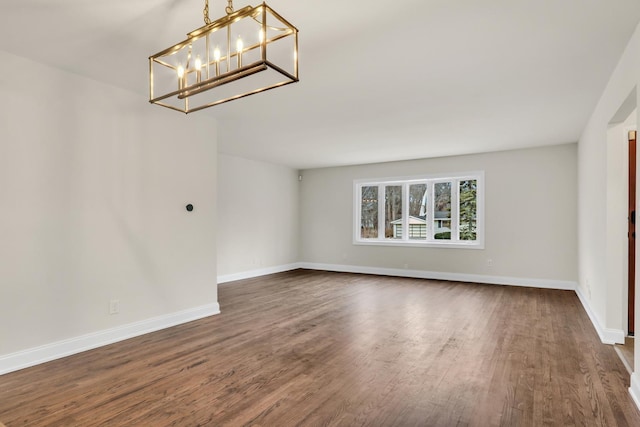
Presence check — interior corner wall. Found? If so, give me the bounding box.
[577,21,640,341]
[216,154,299,280]
[299,144,578,284]
[0,51,218,360]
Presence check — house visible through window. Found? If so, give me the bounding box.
[354,172,484,248]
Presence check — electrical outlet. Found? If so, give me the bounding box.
[403,263,409,269]
[109,299,120,315]
[487,258,493,267]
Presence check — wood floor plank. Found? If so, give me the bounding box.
[0,270,639,426]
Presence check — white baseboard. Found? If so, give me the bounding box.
[298,262,577,291]
[218,261,577,291]
[0,303,220,376]
[630,373,640,412]
[574,286,625,345]
[217,263,302,284]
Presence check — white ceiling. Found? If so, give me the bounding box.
[1,0,639,169]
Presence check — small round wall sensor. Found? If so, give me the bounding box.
[186,204,194,212]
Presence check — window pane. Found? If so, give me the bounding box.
[409,184,427,240]
[459,179,477,241]
[434,182,451,240]
[361,186,378,238]
[385,185,403,239]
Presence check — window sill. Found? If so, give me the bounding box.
[353,239,484,250]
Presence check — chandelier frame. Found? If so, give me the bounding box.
[149,1,299,113]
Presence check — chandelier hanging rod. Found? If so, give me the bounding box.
[203,0,236,24]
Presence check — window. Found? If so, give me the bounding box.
[354,172,484,248]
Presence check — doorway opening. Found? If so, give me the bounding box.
[608,88,637,372]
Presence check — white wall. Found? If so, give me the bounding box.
[300,144,577,284]
[576,21,640,403]
[0,51,218,370]
[217,154,299,281]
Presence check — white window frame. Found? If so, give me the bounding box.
[353,171,485,249]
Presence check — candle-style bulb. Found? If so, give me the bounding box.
[177,65,185,90]
[259,29,264,43]
[194,56,202,82]
[213,47,221,76]
[236,37,243,68]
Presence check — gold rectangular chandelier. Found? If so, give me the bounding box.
[149,0,298,113]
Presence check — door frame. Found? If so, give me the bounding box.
[630,130,637,336]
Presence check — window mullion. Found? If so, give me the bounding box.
[378,184,385,239]
[356,184,360,241]
[427,181,434,241]
[402,183,409,241]
[452,179,459,242]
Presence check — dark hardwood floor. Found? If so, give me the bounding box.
[1,270,639,426]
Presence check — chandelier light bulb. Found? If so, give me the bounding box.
[236,36,243,68]
[213,47,221,76]
[177,65,185,90]
[195,56,202,82]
